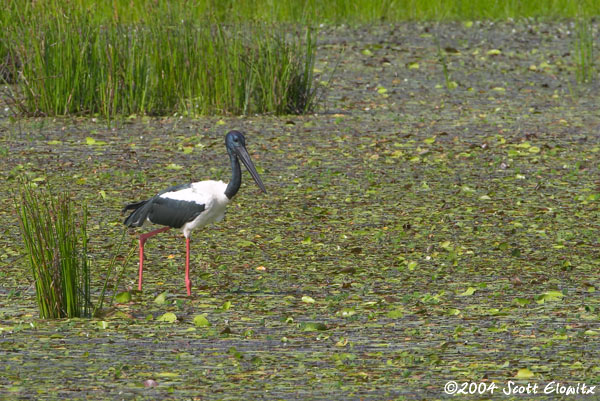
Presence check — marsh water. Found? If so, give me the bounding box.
[1,22,599,399]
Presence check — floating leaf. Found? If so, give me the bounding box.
[228,346,243,359]
[386,309,403,318]
[301,296,315,304]
[515,368,534,378]
[300,322,328,332]
[115,291,131,303]
[157,312,177,323]
[587,193,600,201]
[487,49,502,56]
[536,290,564,304]
[156,372,179,377]
[459,287,477,296]
[335,337,349,347]
[85,137,106,146]
[154,292,168,305]
[338,308,356,317]
[553,333,568,340]
[513,297,531,307]
[447,308,461,316]
[193,314,211,327]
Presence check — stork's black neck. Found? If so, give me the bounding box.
[225,152,241,199]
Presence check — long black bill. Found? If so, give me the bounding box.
[236,146,267,193]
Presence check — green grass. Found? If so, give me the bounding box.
[1,1,317,118]
[255,0,600,22]
[1,0,598,118]
[14,184,134,319]
[435,37,458,91]
[573,16,596,84]
[2,0,598,24]
[16,185,91,319]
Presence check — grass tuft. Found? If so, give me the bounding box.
[16,184,91,318]
[573,16,595,84]
[15,183,136,319]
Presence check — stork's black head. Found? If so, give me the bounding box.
[225,130,246,150]
[225,130,266,194]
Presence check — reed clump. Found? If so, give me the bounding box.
[16,185,91,318]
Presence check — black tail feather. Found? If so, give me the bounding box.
[122,199,151,227]
[122,200,147,213]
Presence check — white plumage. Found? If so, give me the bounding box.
[160,181,230,238]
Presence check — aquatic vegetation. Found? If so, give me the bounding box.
[1,2,317,118]
[16,185,91,318]
[573,16,596,84]
[1,10,600,400]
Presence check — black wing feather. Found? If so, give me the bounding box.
[123,183,205,228]
[147,197,206,229]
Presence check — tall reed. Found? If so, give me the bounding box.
[573,16,595,84]
[16,185,91,319]
[2,2,317,117]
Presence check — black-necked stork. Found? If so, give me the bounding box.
[122,130,266,296]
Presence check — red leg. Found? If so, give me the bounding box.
[137,226,171,291]
[185,237,191,296]
[138,237,144,291]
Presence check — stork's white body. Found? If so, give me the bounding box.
[159,180,230,238]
